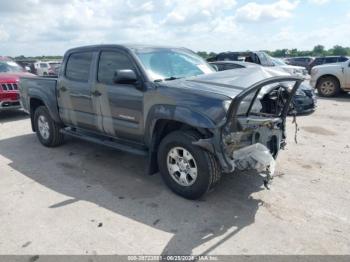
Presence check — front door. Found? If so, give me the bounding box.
[58,51,102,132]
[93,49,144,142]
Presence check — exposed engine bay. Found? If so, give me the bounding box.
[223,82,298,187]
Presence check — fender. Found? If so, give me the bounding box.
[28,91,61,124]
[144,104,217,146]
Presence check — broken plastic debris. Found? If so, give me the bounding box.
[232,143,276,175]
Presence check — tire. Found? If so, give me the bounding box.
[157,130,221,200]
[34,106,64,147]
[317,77,340,97]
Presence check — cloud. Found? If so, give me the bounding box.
[235,0,299,22]
[162,0,237,26]
[0,26,10,41]
[0,0,242,55]
[0,0,347,56]
[308,0,329,5]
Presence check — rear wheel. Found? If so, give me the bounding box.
[317,77,340,97]
[158,130,221,200]
[34,106,64,147]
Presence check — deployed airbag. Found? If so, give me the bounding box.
[233,143,276,175]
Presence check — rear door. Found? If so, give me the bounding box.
[57,50,102,132]
[94,49,144,142]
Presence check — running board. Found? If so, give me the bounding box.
[61,128,148,156]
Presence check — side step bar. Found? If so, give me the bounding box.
[61,128,148,156]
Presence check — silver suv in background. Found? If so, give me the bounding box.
[310,59,350,97]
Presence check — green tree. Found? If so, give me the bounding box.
[197,51,209,59]
[312,45,325,56]
[331,45,348,56]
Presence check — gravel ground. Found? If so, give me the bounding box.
[0,94,349,255]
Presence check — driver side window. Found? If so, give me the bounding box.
[98,51,135,85]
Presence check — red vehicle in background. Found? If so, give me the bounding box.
[0,57,35,111]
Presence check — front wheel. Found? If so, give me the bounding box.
[158,130,221,200]
[34,106,64,147]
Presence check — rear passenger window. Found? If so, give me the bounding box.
[325,57,338,63]
[98,51,135,85]
[338,56,348,62]
[65,52,93,82]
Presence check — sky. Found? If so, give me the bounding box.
[0,0,349,56]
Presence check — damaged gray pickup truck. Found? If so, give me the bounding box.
[19,45,302,199]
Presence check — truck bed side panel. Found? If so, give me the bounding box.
[19,77,62,124]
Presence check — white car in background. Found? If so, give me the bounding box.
[310,60,350,97]
[34,61,61,76]
[272,58,310,79]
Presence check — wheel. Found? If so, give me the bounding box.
[317,77,340,97]
[158,130,221,200]
[34,106,64,147]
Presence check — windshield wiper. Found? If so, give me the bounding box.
[154,76,181,82]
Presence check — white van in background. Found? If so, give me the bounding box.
[34,61,61,76]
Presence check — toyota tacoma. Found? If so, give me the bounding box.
[19,45,302,199]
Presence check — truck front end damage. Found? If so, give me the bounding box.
[215,76,303,186]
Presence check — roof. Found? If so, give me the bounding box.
[65,44,188,54]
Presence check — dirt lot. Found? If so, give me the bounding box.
[0,94,349,255]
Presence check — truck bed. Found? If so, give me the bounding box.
[19,76,58,114]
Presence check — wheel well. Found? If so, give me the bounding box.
[147,119,212,175]
[152,120,212,150]
[29,98,45,131]
[317,74,340,88]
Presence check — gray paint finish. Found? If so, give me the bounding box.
[19,44,302,173]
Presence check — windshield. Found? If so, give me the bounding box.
[271,58,287,66]
[0,61,24,73]
[134,48,215,81]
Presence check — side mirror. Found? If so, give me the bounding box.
[113,69,137,84]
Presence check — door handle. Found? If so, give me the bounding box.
[60,86,67,92]
[91,90,102,97]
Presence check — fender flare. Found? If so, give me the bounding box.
[28,93,63,131]
[144,104,217,147]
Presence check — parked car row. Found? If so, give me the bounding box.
[207,51,309,78]
[284,55,349,73]
[33,61,61,76]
